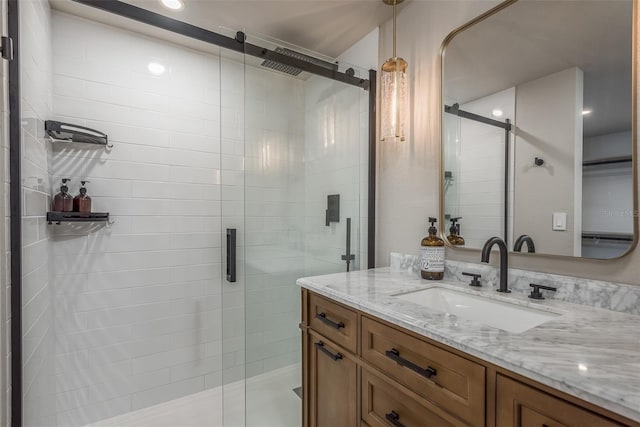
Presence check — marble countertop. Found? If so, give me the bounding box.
[297,268,640,422]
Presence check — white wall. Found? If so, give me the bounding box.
[584,130,632,161]
[513,67,584,257]
[377,0,640,285]
[50,12,225,425]
[20,0,56,426]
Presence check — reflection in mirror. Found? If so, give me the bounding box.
[442,0,635,259]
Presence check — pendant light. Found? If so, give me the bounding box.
[380,0,407,142]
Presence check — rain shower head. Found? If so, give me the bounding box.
[260,47,338,76]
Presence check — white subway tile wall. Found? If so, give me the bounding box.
[14,6,371,425]
[49,12,225,425]
[242,64,305,382]
[19,1,57,426]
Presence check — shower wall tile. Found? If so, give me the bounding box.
[50,11,225,424]
[19,1,57,426]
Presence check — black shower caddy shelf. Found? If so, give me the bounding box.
[45,120,111,147]
[47,211,110,225]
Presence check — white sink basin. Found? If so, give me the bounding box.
[393,286,562,333]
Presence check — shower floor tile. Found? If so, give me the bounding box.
[85,364,301,427]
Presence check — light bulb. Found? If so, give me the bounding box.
[147,62,166,76]
[160,0,184,11]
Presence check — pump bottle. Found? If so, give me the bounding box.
[420,217,445,280]
[73,181,92,213]
[52,179,73,212]
[447,217,465,246]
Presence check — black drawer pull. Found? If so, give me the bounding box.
[385,411,405,427]
[385,348,437,379]
[314,341,343,361]
[315,312,345,329]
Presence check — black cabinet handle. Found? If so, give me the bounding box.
[315,312,345,329]
[314,341,343,361]
[226,229,236,283]
[385,411,405,427]
[385,348,437,379]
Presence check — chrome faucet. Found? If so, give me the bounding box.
[513,234,536,253]
[481,237,510,293]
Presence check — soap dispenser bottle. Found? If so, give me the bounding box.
[73,181,91,213]
[447,217,465,246]
[53,179,73,212]
[420,217,445,280]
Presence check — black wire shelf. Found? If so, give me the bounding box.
[47,211,110,225]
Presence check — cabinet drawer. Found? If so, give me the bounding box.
[361,316,485,425]
[309,293,358,353]
[362,367,468,427]
[496,375,623,427]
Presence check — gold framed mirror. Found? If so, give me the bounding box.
[439,0,637,260]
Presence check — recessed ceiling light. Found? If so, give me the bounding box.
[160,0,184,11]
[582,109,592,115]
[578,363,588,371]
[491,109,503,117]
[147,62,166,76]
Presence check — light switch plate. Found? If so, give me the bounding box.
[552,212,567,231]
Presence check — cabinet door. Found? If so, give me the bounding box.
[496,375,623,427]
[308,332,358,427]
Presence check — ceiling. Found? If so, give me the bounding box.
[443,0,633,137]
[51,0,403,59]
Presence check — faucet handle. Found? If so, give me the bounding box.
[529,283,557,300]
[461,272,482,287]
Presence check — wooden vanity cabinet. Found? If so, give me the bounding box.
[307,330,358,427]
[300,289,637,427]
[496,375,622,427]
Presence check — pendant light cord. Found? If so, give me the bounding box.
[392,1,397,59]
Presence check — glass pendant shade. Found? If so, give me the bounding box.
[380,57,408,142]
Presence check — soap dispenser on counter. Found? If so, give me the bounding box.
[73,181,91,213]
[420,217,445,280]
[447,217,465,246]
[52,178,73,212]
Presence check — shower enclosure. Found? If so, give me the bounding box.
[9,1,374,426]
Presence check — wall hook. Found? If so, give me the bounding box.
[534,157,544,166]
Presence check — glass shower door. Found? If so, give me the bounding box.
[241,45,367,426]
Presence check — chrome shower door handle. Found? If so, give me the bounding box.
[226,228,236,283]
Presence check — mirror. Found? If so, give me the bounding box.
[441,0,636,259]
